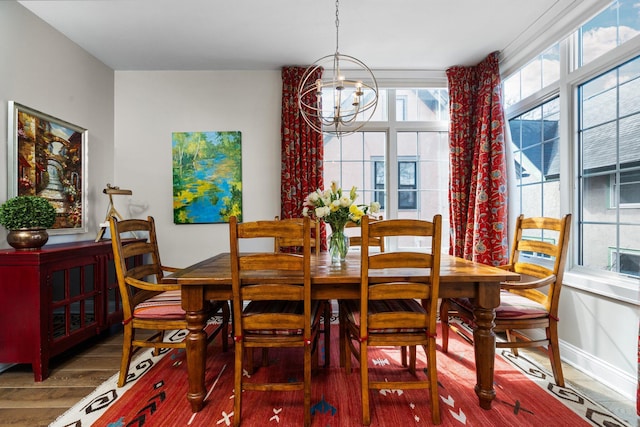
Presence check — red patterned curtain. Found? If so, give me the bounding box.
[280,66,326,248]
[447,51,508,266]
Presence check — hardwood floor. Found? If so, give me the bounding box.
[0,326,637,427]
[0,328,125,427]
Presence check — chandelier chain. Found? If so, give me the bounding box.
[334,0,340,54]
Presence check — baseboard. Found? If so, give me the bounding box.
[560,339,637,400]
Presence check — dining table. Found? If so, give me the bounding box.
[165,251,520,414]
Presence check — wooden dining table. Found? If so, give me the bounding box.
[165,251,519,413]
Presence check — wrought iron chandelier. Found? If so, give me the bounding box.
[298,0,378,137]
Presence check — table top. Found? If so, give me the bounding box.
[166,252,520,286]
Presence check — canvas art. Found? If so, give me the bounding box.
[8,102,87,233]
[172,131,242,224]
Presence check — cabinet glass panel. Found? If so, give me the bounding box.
[85,264,95,292]
[70,267,81,297]
[51,270,65,302]
[52,306,66,339]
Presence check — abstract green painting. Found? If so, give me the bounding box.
[172,131,242,224]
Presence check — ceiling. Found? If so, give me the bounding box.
[19,0,597,71]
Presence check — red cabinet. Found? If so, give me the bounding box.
[0,240,136,381]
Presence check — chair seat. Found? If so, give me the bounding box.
[243,300,323,335]
[342,298,427,333]
[453,289,548,320]
[133,290,184,319]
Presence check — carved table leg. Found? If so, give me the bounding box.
[472,282,500,410]
[183,286,208,413]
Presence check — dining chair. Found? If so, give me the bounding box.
[439,213,571,387]
[345,215,385,251]
[339,215,443,425]
[229,216,325,427]
[109,216,230,387]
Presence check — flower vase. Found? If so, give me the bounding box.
[329,227,349,265]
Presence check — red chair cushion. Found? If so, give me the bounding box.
[133,290,184,319]
[453,290,548,320]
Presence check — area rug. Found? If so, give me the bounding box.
[50,323,630,427]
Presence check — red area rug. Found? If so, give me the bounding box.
[50,324,630,426]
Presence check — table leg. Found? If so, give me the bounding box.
[183,286,208,412]
[472,282,500,410]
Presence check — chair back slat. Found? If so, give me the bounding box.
[274,216,321,253]
[346,215,384,251]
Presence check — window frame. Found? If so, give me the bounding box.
[503,3,640,302]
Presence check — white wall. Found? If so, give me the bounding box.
[114,71,282,267]
[0,2,115,246]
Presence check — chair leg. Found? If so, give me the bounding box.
[233,339,243,427]
[118,325,134,387]
[439,299,450,353]
[505,329,520,356]
[427,337,441,424]
[152,330,165,356]
[409,346,417,375]
[323,300,331,367]
[221,302,230,352]
[547,323,565,387]
[304,344,312,427]
[361,341,371,426]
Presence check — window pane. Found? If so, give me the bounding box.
[503,43,559,107]
[396,89,449,121]
[579,0,640,67]
[581,70,617,129]
[509,97,560,216]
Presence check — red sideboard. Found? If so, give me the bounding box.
[0,240,139,381]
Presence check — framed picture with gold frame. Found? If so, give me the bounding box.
[7,101,88,233]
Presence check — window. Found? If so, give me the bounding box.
[503,0,640,282]
[578,55,640,277]
[323,88,449,251]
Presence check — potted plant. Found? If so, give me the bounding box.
[0,195,57,250]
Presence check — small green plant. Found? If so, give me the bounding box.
[0,196,56,230]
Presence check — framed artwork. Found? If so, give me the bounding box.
[7,102,88,233]
[172,131,242,224]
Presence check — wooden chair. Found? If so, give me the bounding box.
[274,215,321,253]
[440,213,571,387]
[345,215,385,251]
[229,216,325,427]
[109,216,230,387]
[339,215,442,425]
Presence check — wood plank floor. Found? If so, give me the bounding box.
[0,328,126,427]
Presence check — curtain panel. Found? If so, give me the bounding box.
[280,66,326,249]
[447,51,509,266]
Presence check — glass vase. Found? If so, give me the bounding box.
[329,227,349,265]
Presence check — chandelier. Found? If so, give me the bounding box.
[298,0,378,137]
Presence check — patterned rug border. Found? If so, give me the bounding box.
[49,322,631,427]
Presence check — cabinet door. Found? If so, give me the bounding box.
[49,256,102,348]
[104,251,143,328]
